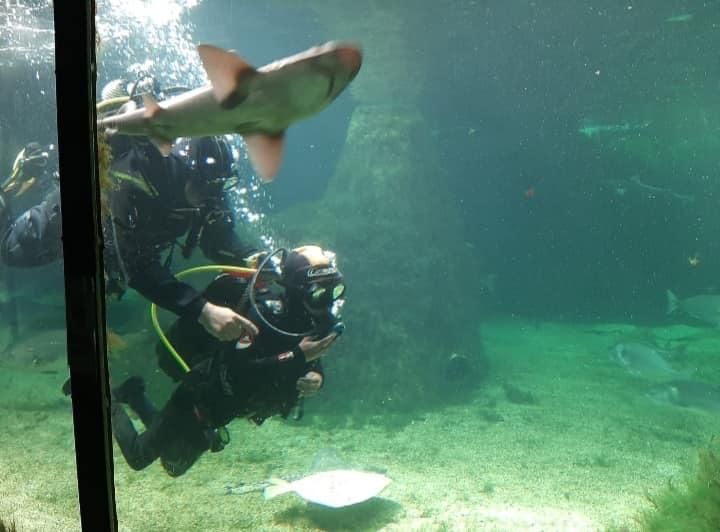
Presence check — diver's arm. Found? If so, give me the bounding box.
[297,370,323,397]
[127,260,209,319]
[127,260,258,340]
[295,337,333,396]
[308,360,324,387]
[197,301,258,341]
[298,333,338,362]
[297,357,324,397]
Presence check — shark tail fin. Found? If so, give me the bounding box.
[198,44,256,108]
[263,478,294,500]
[666,289,679,316]
[243,132,285,182]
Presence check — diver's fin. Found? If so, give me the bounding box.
[263,478,293,500]
[142,93,164,120]
[243,132,285,182]
[149,136,173,156]
[198,44,256,109]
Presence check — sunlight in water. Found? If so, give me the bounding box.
[104,0,200,26]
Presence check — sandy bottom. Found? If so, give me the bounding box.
[0,318,716,531]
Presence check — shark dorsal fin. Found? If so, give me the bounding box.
[198,44,256,109]
[142,93,164,119]
[243,132,285,182]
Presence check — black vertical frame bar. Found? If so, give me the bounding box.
[53,2,118,531]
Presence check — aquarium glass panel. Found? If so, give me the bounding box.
[101,1,720,530]
[0,1,81,529]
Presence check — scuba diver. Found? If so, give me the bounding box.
[101,77,262,341]
[0,78,264,342]
[0,141,63,267]
[110,245,346,477]
[104,131,261,341]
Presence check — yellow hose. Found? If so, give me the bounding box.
[96,96,130,113]
[150,265,257,374]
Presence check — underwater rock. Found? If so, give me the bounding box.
[502,382,538,405]
[444,351,491,385]
[444,352,471,381]
[480,409,504,423]
[272,104,486,413]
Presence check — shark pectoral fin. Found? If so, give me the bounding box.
[149,136,173,157]
[198,44,256,109]
[142,94,164,119]
[243,132,285,182]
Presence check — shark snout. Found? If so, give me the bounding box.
[335,45,363,77]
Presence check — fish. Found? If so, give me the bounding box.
[106,329,128,354]
[667,290,720,326]
[263,469,391,508]
[612,342,685,381]
[98,41,363,182]
[647,380,720,412]
[666,14,694,23]
[578,120,651,138]
[613,176,695,203]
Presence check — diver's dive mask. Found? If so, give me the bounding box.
[305,281,346,309]
[173,136,238,199]
[247,247,346,338]
[282,248,345,310]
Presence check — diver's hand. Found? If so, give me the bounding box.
[198,302,259,342]
[298,332,338,362]
[296,371,323,397]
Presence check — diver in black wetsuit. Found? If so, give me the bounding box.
[111,245,345,477]
[0,136,261,342]
[0,78,262,342]
[103,132,261,341]
[0,141,63,267]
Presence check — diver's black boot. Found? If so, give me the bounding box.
[112,376,159,426]
[112,376,145,403]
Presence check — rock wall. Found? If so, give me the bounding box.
[270,2,486,414]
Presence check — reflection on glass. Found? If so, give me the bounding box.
[0,2,81,530]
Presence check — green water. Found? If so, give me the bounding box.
[2,1,720,530]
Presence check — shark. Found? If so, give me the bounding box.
[98,41,363,181]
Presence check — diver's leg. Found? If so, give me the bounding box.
[113,376,158,426]
[156,387,213,477]
[110,401,161,471]
[110,376,165,470]
[113,379,211,477]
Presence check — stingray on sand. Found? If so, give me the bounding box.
[263,469,391,508]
